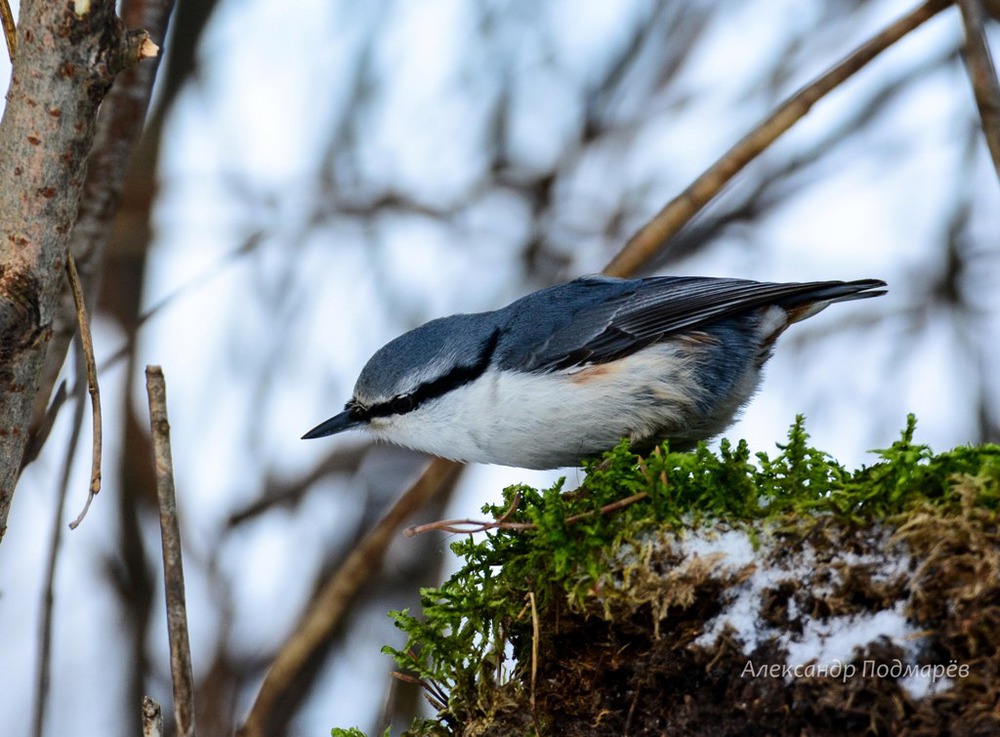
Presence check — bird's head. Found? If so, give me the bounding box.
[302,313,501,441]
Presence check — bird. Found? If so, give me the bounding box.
[303,275,886,470]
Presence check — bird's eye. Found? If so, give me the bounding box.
[346,400,369,421]
[391,394,415,414]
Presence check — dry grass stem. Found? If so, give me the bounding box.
[529,590,540,732]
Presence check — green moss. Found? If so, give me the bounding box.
[340,416,999,736]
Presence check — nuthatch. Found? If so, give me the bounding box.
[304,275,886,469]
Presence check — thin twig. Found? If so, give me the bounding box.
[405,492,649,536]
[67,253,103,529]
[146,365,197,737]
[141,696,164,737]
[389,670,449,712]
[32,361,86,737]
[958,0,1000,180]
[19,382,68,472]
[237,456,462,737]
[602,0,952,278]
[0,0,15,62]
[394,648,452,711]
[404,490,524,536]
[398,649,451,710]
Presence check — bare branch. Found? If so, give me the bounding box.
[237,456,462,737]
[146,365,197,737]
[603,0,952,278]
[958,0,1000,180]
[66,253,102,530]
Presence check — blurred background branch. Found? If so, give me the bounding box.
[604,0,951,277]
[958,0,1000,177]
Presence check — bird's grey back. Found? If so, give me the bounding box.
[495,275,884,373]
[354,274,885,399]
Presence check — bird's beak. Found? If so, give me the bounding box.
[301,410,362,439]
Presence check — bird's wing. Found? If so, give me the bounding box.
[524,275,885,372]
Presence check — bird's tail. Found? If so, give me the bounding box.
[780,278,886,325]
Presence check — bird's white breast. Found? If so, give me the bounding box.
[364,339,764,469]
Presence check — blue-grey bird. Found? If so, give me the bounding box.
[303,275,886,469]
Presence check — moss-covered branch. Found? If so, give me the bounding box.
[339,417,999,736]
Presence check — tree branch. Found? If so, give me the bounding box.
[602,0,952,278]
[0,0,158,542]
[28,0,173,479]
[238,456,462,737]
[146,365,197,737]
[957,0,1000,180]
[66,253,102,529]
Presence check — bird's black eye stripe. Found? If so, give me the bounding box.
[367,328,501,418]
